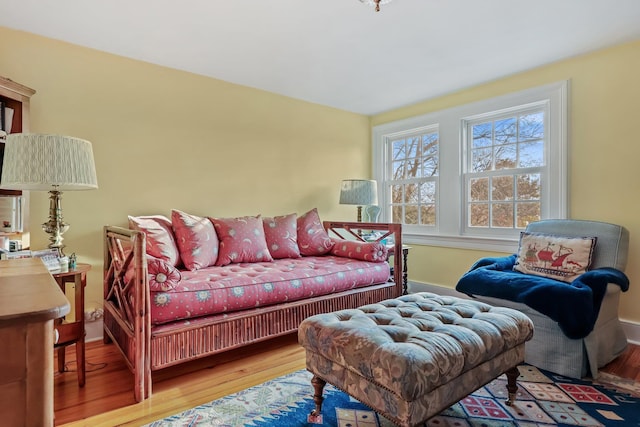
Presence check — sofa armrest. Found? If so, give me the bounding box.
[104,224,150,322]
[103,225,152,399]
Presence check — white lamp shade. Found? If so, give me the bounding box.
[1,134,98,191]
[339,179,378,206]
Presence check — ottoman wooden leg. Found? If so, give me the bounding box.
[505,366,520,406]
[310,375,327,416]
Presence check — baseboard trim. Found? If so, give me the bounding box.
[85,318,103,342]
[408,281,472,299]
[622,319,640,345]
[408,281,640,345]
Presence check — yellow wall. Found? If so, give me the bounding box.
[0,27,371,311]
[2,26,639,325]
[373,40,640,324]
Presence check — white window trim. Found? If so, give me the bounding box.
[373,81,569,253]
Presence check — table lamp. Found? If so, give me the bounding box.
[0,134,98,254]
[339,179,378,222]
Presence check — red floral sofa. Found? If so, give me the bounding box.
[103,208,403,402]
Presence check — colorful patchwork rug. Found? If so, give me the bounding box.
[145,365,640,426]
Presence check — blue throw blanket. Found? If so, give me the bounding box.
[455,255,629,339]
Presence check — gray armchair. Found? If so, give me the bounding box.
[458,219,629,379]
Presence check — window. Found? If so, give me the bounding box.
[464,107,545,233]
[373,81,568,252]
[389,128,439,226]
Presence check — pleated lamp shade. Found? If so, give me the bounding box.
[1,134,98,191]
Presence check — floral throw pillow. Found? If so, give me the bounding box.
[513,232,597,283]
[128,215,181,267]
[124,255,182,292]
[147,255,182,291]
[171,209,219,271]
[330,238,388,262]
[210,215,274,266]
[296,208,334,256]
[263,213,301,259]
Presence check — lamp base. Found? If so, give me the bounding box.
[41,189,70,255]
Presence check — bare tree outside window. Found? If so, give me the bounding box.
[389,130,438,226]
[466,110,544,230]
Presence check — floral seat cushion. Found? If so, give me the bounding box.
[149,255,390,325]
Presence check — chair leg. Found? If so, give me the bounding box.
[76,339,85,387]
[57,346,66,373]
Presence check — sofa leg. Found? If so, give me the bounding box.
[310,375,327,416]
[504,366,520,405]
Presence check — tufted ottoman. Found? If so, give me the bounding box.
[298,292,534,427]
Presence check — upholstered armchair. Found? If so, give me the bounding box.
[456,219,630,379]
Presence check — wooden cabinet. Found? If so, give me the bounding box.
[0,76,36,249]
[0,258,70,427]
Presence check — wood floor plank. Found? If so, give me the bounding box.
[56,333,305,426]
[56,333,639,426]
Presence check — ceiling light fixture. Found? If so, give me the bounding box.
[359,0,392,12]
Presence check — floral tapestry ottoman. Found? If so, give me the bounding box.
[298,292,534,427]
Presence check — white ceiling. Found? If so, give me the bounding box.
[1,0,640,115]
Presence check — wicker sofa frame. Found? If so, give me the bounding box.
[103,221,403,402]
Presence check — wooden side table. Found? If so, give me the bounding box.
[52,263,90,387]
[387,245,411,294]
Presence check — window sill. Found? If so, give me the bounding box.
[403,232,519,253]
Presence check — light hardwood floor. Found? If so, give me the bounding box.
[56,335,640,427]
[56,334,306,426]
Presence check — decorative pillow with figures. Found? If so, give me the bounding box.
[513,232,597,283]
